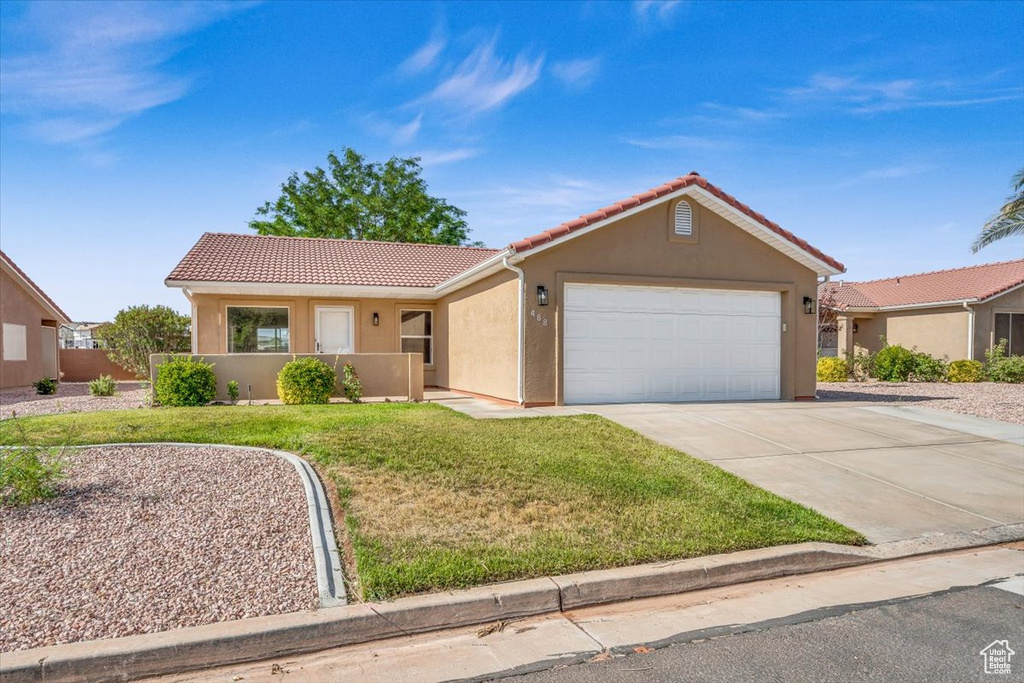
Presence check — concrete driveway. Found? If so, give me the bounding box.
[581,402,1024,543]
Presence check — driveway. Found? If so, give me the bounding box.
[578,402,1024,543]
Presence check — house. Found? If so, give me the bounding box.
[1,250,72,388]
[60,322,106,349]
[822,260,1024,361]
[166,173,844,405]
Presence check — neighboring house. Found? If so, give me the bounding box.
[166,173,844,405]
[822,259,1024,361]
[1,250,72,388]
[60,322,106,349]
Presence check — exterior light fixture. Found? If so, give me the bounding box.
[803,296,816,315]
[537,285,549,306]
[852,322,859,334]
[372,312,380,326]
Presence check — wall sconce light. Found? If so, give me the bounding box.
[537,285,549,306]
[802,296,816,315]
[852,322,859,334]
[372,312,380,326]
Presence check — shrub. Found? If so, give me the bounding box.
[0,446,67,507]
[816,357,848,382]
[95,304,191,379]
[985,339,1024,383]
[32,377,58,395]
[947,359,984,383]
[277,357,336,405]
[341,362,363,403]
[227,380,240,403]
[873,343,915,382]
[910,351,947,382]
[154,356,217,407]
[88,374,116,397]
[845,350,874,381]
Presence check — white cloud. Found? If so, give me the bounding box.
[551,57,601,90]
[414,148,481,166]
[633,0,684,23]
[398,30,447,76]
[363,111,424,145]
[623,134,731,150]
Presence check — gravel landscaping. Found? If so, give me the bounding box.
[0,382,152,420]
[817,381,1024,425]
[0,445,318,652]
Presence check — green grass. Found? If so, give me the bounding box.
[0,403,865,600]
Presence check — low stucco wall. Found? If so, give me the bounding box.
[60,349,138,382]
[150,353,424,402]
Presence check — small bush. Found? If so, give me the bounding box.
[985,339,1024,383]
[873,343,915,382]
[341,362,363,403]
[277,357,336,405]
[88,374,116,397]
[1,446,67,507]
[227,380,240,403]
[910,351,947,382]
[947,359,984,383]
[845,350,874,381]
[33,377,58,395]
[154,356,217,407]
[816,357,848,382]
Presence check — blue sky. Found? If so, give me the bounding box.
[1,0,1022,321]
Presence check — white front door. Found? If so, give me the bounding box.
[315,307,354,354]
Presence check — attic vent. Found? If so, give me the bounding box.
[674,200,693,236]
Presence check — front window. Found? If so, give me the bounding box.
[994,312,1024,356]
[400,310,432,364]
[227,307,289,353]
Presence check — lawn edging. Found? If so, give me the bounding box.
[4,523,1021,683]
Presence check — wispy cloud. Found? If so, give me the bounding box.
[398,28,446,76]
[414,148,481,166]
[692,102,789,124]
[415,36,543,115]
[551,57,602,90]
[633,0,685,24]
[857,163,933,181]
[363,111,424,145]
[0,1,247,144]
[623,134,732,150]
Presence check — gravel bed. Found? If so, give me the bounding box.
[0,445,319,652]
[0,382,152,420]
[817,381,1024,425]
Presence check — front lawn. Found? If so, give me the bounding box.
[0,403,864,600]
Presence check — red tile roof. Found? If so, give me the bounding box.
[0,250,71,322]
[822,259,1024,310]
[166,233,502,288]
[507,172,845,272]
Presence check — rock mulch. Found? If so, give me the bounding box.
[0,445,319,652]
[0,382,152,420]
[817,381,1024,425]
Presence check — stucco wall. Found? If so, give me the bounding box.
[842,307,972,361]
[1,268,57,388]
[60,348,139,382]
[972,287,1024,359]
[518,199,821,403]
[189,294,436,386]
[436,270,519,401]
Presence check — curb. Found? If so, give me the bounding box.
[3,523,1022,683]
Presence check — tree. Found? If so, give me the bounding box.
[972,168,1024,253]
[249,148,473,245]
[95,305,191,379]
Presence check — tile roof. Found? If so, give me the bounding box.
[822,259,1024,310]
[0,250,71,322]
[507,172,845,272]
[166,233,502,288]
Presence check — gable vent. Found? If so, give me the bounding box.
[674,200,693,236]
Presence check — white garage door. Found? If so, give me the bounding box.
[563,283,781,404]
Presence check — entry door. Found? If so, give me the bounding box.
[563,284,781,404]
[40,326,58,378]
[315,307,354,354]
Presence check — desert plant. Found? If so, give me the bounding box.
[947,359,984,383]
[88,374,117,397]
[844,350,874,381]
[873,342,915,382]
[154,356,217,407]
[985,340,1024,383]
[341,362,363,403]
[32,377,58,395]
[816,357,848,382]
[909,351,948,382]
[277,357,336,405]
[95,305,191,379]
[0,419,67,507]
[227,380,240,403]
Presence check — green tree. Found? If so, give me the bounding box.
[249,148,473,245]
[96,305,191,379]
[972,168,1024,252]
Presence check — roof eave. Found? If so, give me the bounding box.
[165,279,442,300]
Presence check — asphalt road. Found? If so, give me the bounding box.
[497,586,1024,683]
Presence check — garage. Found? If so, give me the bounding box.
[563,283,781,404]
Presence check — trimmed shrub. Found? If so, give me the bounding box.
[277,357,336,405]
[32,377,58,395]
[227,380,240,403]
[88,374,116,397]
[947,359,984,383]
[873,344,915,382]
[816,357,848,382]
[910,351,947,382]
[985,339,1024,383]
[341,362,363,403]
[154,356,217,407]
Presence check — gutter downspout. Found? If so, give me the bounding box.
[963,301,975,360]
[502,257,526,405]
[183,287,197,354]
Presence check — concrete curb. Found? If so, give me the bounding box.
[4,523,1022,683]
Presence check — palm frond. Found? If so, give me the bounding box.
[971,167,1024,252]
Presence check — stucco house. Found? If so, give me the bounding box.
[166,173,844,405]
[823,259,1024,361]
[1,250,71,388]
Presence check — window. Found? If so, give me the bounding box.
[400,310,432,364]
[994,312,1024,356]
[674,200,693,236]
[227,307,289,353]
[2,323,27,361]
